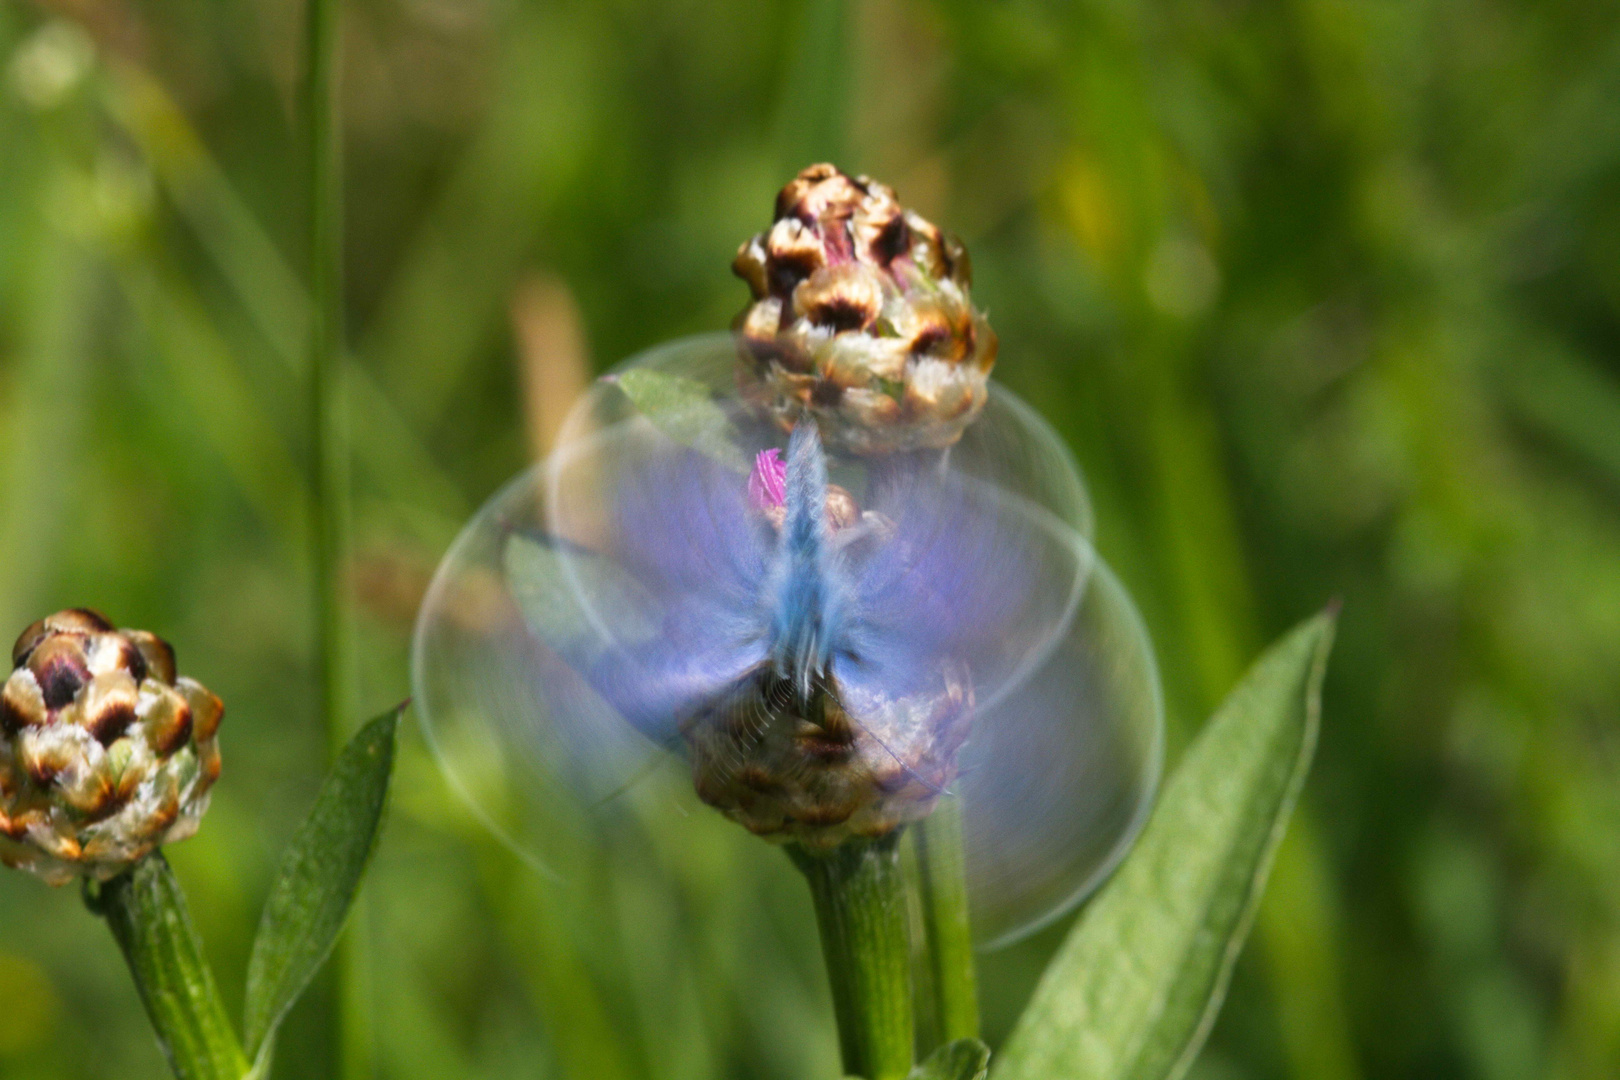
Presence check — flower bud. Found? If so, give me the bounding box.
[733,164,997,455]
[684,663,974,849]
[0,610,222,885]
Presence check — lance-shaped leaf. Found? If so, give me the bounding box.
[992,612,1335,1080]
[242,705,404,1068]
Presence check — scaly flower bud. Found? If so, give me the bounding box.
[0,610,223,885]
[733,164,997,455]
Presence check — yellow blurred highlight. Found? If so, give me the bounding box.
[1059,155,1121,267]
[8,21,94,110]
[0,952,59,1054]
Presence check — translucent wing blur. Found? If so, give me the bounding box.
[412,333,1162,945]
[543,433,771,743]
[534,417,1093,743]
[835,462,1088,710]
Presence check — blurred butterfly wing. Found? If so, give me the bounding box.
[519,423,772,744]
[835,469,1090,711]
[827,464,1157,946]
[949,553,1162,946]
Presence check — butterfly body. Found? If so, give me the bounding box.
[766,425,850,704]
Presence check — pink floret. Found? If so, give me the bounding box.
[747,448,787,511]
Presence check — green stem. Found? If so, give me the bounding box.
[774,0,850,169]
[303,0,351,765]
[914,800,979,1043]
[90,854,250,1080]
[300,0,365,1075]
[791,835,915,1080]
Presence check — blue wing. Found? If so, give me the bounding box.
[526,424,773,743]
[514,417,1088,750]
[830,460,1089,715]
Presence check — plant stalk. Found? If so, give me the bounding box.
[914,799,979,1044]
[90,854,250,1080]
[791,834,915,1080]
[303,0,352,766]
[300,0,367,1075]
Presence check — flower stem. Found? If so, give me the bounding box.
[302,0,352,769]
[89,854,250,1080]
[914,800,979,1043]
[300,0,366,1074]
[790,834,915,1080]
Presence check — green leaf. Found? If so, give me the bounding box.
[612,368,749,470]
[91,853,251,1080]
[911,1039,991,1080]
[992,612,1336,1080]
[241,705,404,1067]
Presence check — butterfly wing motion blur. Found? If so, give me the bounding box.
[517,417,1093,849]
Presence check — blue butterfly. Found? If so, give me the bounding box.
[534,420,1084,766]
[415,360,1160,943]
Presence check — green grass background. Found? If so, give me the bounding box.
[2,0,1619,1077]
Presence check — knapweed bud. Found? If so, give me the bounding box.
[733,163,997,455]
[0,610,222,885]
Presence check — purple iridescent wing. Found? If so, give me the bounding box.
[524,423,772,743]
[831,463,1090,713]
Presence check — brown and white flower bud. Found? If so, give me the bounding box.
[684,659,973,849]
[733,164,997,455]
[0,610,222,885]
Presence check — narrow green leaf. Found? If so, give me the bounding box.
[242,705,404,1066]
[91,853,251,1080]
[992,612,1336,1080]
[611,368,748,469]
[911,1039,991,1080]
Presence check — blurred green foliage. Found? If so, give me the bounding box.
[1,0,1619,1078]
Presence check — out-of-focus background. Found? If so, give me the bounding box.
[2,0,1619,1077]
